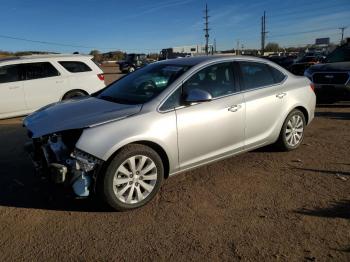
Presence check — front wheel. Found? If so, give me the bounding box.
[100,144,164,211]
[276,109,306,151]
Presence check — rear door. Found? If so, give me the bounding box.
[237,61,287,148]
[22,62,65,111]
[58,60,99,93]
[0,64,26,117]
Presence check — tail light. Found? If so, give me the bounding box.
[97,74,105,81]
[310,83,315,92]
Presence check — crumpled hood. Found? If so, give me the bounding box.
[308,62,350,72]
[23,96,142,138]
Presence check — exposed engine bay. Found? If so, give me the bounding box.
[25,129,103,197]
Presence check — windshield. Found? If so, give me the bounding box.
[126,54,135,62]
[97,63,191,104]
[326,47,350,63]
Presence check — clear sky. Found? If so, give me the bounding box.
[0,0,349,53]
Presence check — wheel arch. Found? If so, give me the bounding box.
[104,140,171,179]
[61,89,89,100]
[294,105,309,124]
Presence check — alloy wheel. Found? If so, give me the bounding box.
[285,115,304,147]
[112,155,158,204]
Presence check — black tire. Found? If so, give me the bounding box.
[100,144,164,211]
[276,109,306,151]
[128,67,135,73]
[62,90,87,100]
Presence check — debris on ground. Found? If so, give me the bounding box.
[336,173,347,181]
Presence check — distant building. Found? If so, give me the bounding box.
[171,44,213,55]
[159,44,213,60]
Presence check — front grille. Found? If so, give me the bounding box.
[313,72,349,85]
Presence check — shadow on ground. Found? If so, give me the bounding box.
[296,199,350,219]
[292,167,350,177]
[315,111,350,120]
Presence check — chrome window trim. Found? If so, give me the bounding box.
[157,59,238,113]
[157,59,287,114]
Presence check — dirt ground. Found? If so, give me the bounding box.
[0,65,349,261]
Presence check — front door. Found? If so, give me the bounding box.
[175,62,245,170]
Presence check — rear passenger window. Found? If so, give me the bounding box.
[24,62,59,80]
[270,66,286,83]
[59,61,92,73]
[0,65,21,83]
[239,62,275,90]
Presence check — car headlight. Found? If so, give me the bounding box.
[71,149,102,172]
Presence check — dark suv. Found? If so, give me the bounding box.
[118,53,148,73]
[304,43,350,100]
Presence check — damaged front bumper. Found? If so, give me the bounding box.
[24,132,103,197]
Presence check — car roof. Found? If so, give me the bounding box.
[157,55,269,66]
[0,54,93,63]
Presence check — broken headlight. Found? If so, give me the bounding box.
[71,149,102,172]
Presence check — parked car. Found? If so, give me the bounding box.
[118,53,148,73]
[289,55,320,76]
[159,48,191,60]
[265,55,296,70]
[304,43,350,100]
[23,56,316,211]
[0,54,105,119]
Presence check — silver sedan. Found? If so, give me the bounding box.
[24,56,316,210]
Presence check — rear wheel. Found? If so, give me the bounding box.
[128,67,135,73]
[100,144,164,211]
[276,109,306,151]
[62,90,87,100]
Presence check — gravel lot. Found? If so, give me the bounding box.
[0,65,349,261]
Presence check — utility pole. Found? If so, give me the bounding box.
[213,38,216,53]
[339,27,347,44]
[236,40,240,55]
[261,11,267,56]
[204,3,210,55]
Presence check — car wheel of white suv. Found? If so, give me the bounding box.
[62,90,87,100]
[277,109,306,151]
[100,144,164,211]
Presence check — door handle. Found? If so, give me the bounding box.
[276,92,287,99]
[8,86,20,90]
[56,80,64,83]
[228,104,242,112]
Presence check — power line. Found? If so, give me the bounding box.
[0,34,97,49]
[0,34,160,52]
[269,27,342,39]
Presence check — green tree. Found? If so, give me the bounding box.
[265,42,280,52]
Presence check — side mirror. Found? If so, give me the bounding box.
[184,88,212,104]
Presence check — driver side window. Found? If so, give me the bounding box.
[183,62,236,98]
[159,62,236,111]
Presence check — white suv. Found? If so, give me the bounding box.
[0,54,106,119]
